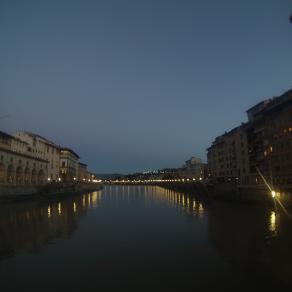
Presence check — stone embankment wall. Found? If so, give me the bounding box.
[0,182,103,200]
[158,182,292,206]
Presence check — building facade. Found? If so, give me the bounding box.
[13,131,60,181]
[0,131,48,185]
[78,162,88,181]
[207,125,250,184]
[182,156,205,179]
[60,148,80,182]
[246,90,292,186]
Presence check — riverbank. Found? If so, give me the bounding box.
[0,182,103,201]
[157,181,292,207]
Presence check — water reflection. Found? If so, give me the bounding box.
[269,211,278,235]
[0,186,291,290]
[152,186,206,219]
[66,185,206,220]
[0,191,101,261]
[207,201,292,287]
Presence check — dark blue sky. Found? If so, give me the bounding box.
[1,0,292,173]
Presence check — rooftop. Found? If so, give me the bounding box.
[20,131,58,147]
[0,131,28,144]
[60,147,80,159]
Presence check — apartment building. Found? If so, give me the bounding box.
[207,125,250,184]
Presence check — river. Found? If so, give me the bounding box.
[0,185,291,291]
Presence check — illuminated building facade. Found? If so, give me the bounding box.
[78,162,88,181]
[13,131,60,181]
[60,148,80,182]
[0,131,48,185]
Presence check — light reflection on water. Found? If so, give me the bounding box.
[153,187,206,218]
[269,210,279,236]
[0,186,291,290]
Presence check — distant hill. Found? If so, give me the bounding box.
[94,173,123,180]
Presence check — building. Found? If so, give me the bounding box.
[207,125,250,184]
[78,162,88,181]
[13,131,60,181]
[60,148,80,182]
[207,89,292,188]
[0,131,48,185]
[182,156,205,179]
[246,89,292,186]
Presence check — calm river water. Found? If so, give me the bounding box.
[0,185,291,291]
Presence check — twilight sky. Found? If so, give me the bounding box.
[1,0,292,173]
